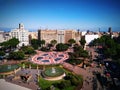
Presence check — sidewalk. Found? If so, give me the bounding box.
[62,62,103,90]
[0,79,31,90]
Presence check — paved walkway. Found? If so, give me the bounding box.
[4,62,104,90]
[62,62,104,90]
[2,46,104,90]
[5,69,39,90]
[0,79,31,90]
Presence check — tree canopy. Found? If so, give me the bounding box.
[9,38,19,48]
[21,46,35,54]
[31,39,40,49]
[41,40,45,46]
[68,39,76,45]
[80,36,86,48]
[73,45,89,58]
[92,35,120,63]
[56,43,69,51]
[0,51,5,56]
[0,38,19,50]
[50,39,57,46]
[8,51,25,60]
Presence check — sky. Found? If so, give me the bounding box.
[0,0,120,31]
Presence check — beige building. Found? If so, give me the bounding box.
[0,31,11,43]
[38,29,81,44]
[29,31,38,39]
[0,31,5,43]
[40,30,58,44]
[65,30,80,44]
[57,30,65,43]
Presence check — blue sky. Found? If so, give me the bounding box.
[0,0,120,31]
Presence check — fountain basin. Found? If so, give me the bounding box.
[42,67,65,81]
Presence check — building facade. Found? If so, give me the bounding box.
[38,29,81,44]
[57,30,65,43]
[10,23,29,47]
[65,30,80,44]
[0,30,5,43]
[85,34,99,45]
[38,30,58,44]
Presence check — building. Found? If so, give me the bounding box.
[38,29,81,44]
[28,31,38,39]
[28,31,38,45]
[65,30,81,44]
[38,29,41,41]
[10,23,29,47]
[0,30,5,43]
[57,30,65,43]
[39,29,58,44]
[85,34,99,45]
[4,32,11,41]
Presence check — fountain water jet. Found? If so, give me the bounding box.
[51,67,56,73]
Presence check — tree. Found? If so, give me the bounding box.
[21,46,35,54]
[41,40,45,47]
[8,38,19,49]
[0,51,5,56]
[68,39,76,46]
[50,40,57,46]
[47,44,53,50]
[73,45,83,53]
[92,35,120,64]
[80,50,89,58]
[73,45,89,58]
[80,36,86,48]
[0,38,19,51]
[9,51,25,60]
[31,39,39,49]
[114,35,120,44]
[40,47,49,51]
[56,43,68,51]
[0,41,9,49]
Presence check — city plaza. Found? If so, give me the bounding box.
[0,46,106,90]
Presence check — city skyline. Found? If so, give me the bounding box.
[0,0,120,31]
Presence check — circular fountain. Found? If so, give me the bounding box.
[42,67,65,81]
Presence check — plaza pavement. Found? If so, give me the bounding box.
[32,51,69,65]
[62,62,104,90]
[1,47,104,90]
[0,79,31,90]
[6,69,39,90]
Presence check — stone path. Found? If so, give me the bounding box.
[62,62,104,90]
[0,79,31,90]
[5,69,39,90]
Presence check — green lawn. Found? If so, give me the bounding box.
[0,64,20,73]
[38,68,83,90]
